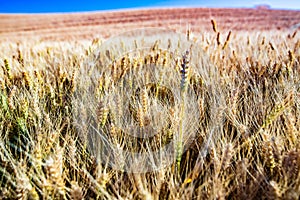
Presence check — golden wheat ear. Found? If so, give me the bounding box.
[211,19,218,33]
[223,31,232,50]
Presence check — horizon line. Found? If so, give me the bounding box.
[0,5,299,15]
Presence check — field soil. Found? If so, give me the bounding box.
[1,8,300,42]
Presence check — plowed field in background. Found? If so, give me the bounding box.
[0,8,300,41]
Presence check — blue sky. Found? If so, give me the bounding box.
[0,0,299,13]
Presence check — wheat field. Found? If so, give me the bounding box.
[0,20,300,199]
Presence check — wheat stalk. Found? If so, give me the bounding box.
[176,50,190,175]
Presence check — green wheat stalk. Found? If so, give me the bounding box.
[176,50,190,175]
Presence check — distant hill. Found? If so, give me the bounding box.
[254,4,271,10]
